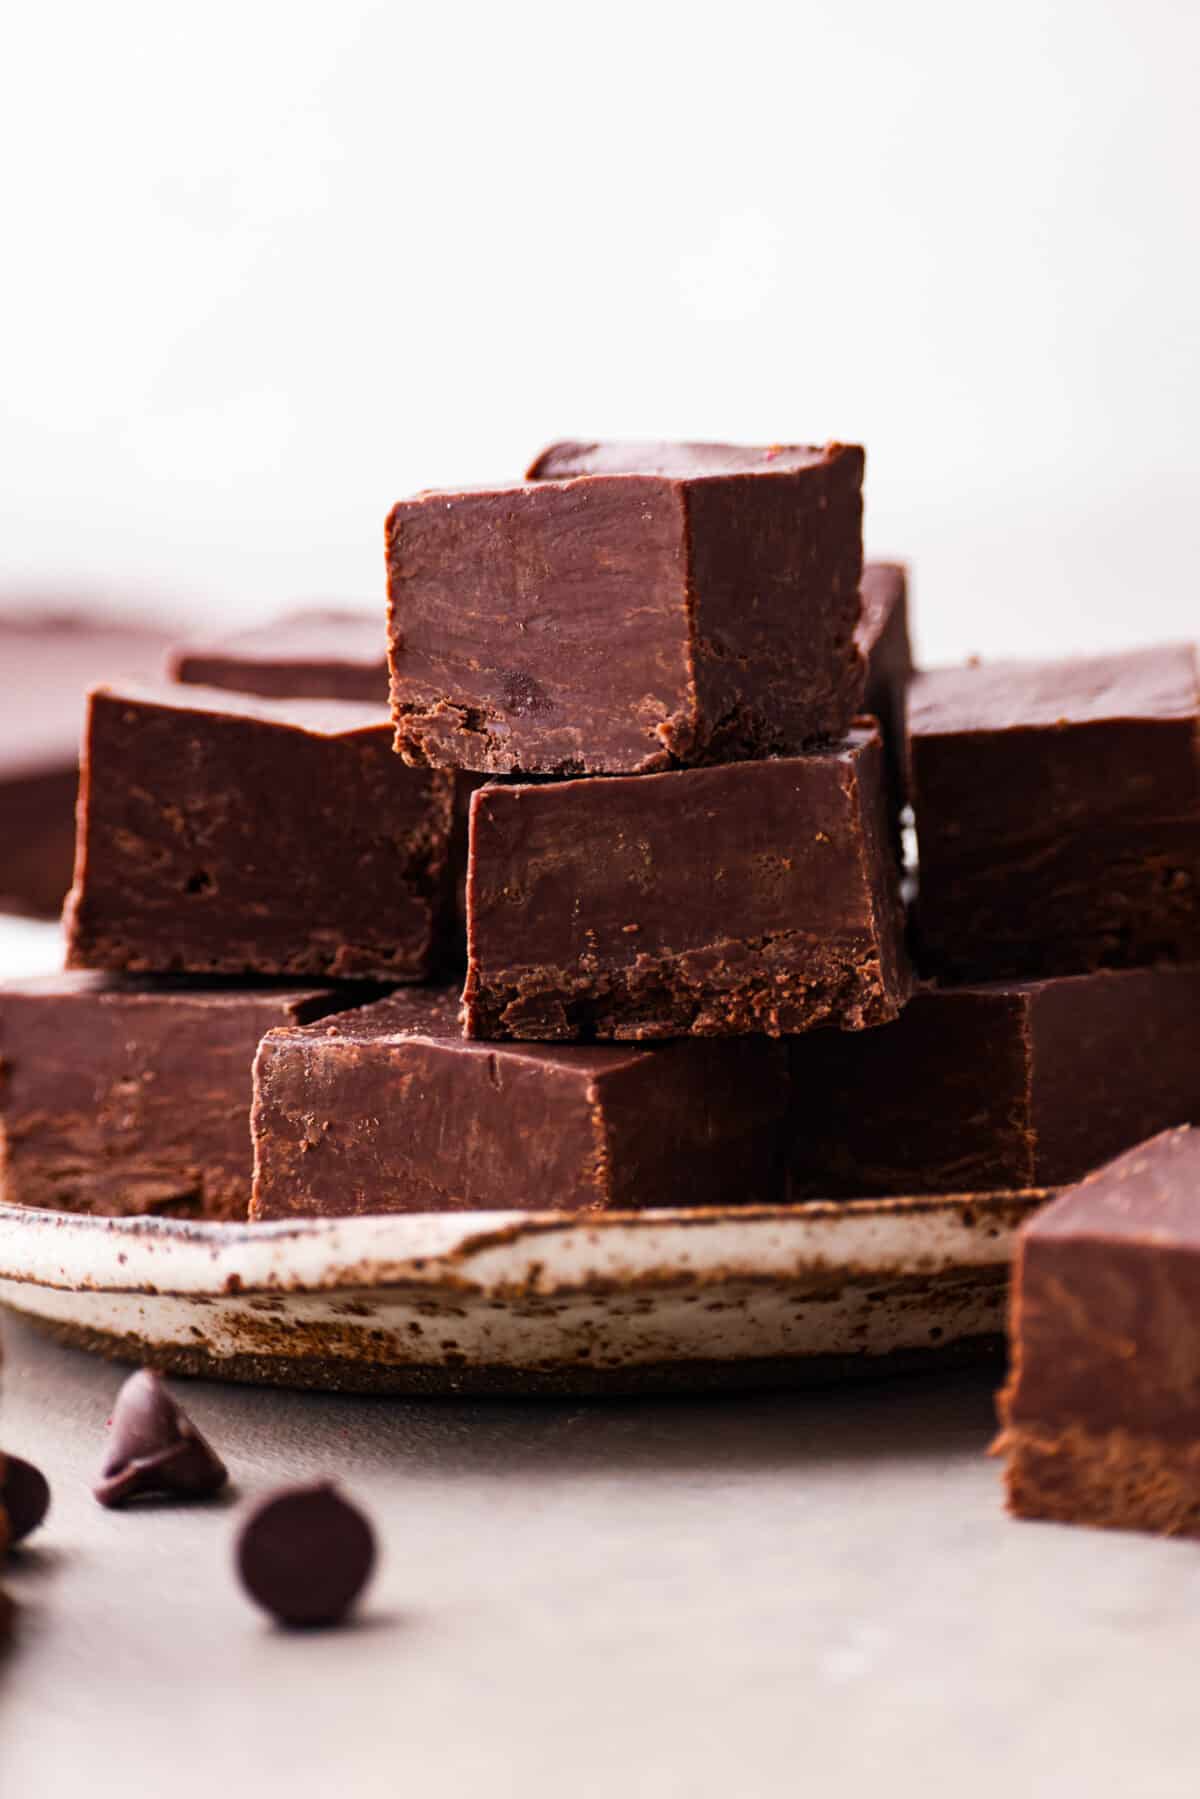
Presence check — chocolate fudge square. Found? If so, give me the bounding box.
[388,442,865,774]
[251,988,789,1219]
[908,644,1200,980]
[65,683,457,980]
[0,614,172,916]
[169,608,388,703]
[0,975,346,1219]
[997,1126,1200,1535]
[463,725,910,1040]
[788,963,1200,1198]
[169,617,481,956]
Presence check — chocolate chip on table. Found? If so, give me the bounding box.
[235,1482,376,1628]
[0,1452,51,1546]
[94,1369,228,1508]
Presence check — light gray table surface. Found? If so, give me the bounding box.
[4,1316,1200,1798]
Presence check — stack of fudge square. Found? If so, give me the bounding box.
[3,440,1200,1537]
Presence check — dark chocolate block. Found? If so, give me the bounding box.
[788,963,1200,1198]
[168,608,387,703]
[908,644,1200,980]
[167,613,476,962]
[857,562,912,825]
[251,988,789,1218]
[388,442,865,774]
[0,975,345,1219]
[65,682,457,980]
[997,1126,1200,1535]
[0,615,172,916]
[462,725,910,1040]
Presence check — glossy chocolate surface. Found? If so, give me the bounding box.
[0,973,344,1219]
[94,1369,228,1507]
[0,1453,50,1545]
[789,964,1200,1198]
[1004,1127,1200,1443]
[236,1483,376,1627]
[908,644,1200,980]
[388,443,864,774]
[462,726,909,1040]
[251,987,790,1218]
[65,682,457,980]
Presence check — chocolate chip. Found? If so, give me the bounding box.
[235,1482,376,1628]
[0,1453,51,1546]
[94,1369,228,1508]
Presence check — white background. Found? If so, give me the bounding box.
[2,0,1197,664]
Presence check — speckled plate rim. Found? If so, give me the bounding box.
[0,1191,1045,1296]
[0,1192,1045,1396]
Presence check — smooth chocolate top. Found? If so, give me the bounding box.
[0,616,173,777]
[909,643,1199,737]
[1005,1127,1200,1442]
[1024,1125,1200,1247]
[526,441,852,481]
[168,608,387,703]
[82,677,392,741]
[293,986,668,1078]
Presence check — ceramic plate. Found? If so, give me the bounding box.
[0,1191,1043,1395]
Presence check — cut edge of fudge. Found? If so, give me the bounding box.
[995,1126,1200,1535]
[907,645,1200,982]
[461,725,911,1042]
[63,681,457,983]
[857,561,913,803]
[387,445,865,776]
